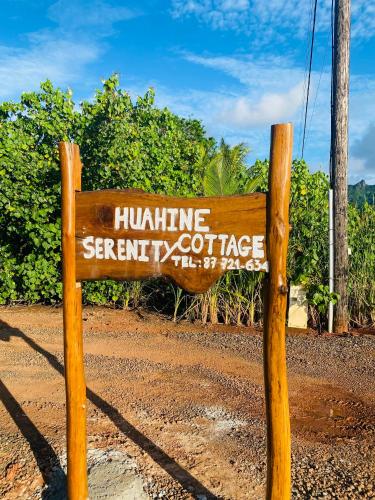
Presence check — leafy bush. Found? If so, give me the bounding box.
[0,81,78,303]
[79,75,213,196]
[0,76,213,304]
[247,159,330,286]
[0,77,373,327]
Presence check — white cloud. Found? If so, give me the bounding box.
[351,2,375,40]
[172,0,257,33]
[0,39,100,99]
[217,82,304,127]
[182,52,325,139]
[0,1,140,101]
[153,48,375,184]
[48,0,140,34]
[351,123,375,183]
[171,0,374,43]
[184,52,303,90]
[220,0,249,11]
[349,157,375,184]
[171,0,329,40]
[130,66,305,156]
[117,68,375,184]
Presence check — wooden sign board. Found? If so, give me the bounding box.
[75,190,268,292]
[60,123,293,500]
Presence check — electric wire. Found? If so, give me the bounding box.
[305,40,329,147]
[301,0,318,158]
[298,0,316,154]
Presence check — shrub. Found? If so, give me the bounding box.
[0,76,213,303]
[0,78,373,327]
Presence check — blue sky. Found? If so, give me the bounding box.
[1,0,374,183]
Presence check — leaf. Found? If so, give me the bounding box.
[203,140,250,196]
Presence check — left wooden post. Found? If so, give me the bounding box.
[60,142,88,500]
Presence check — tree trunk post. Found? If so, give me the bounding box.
[60,142,88,500]
[264,123,293,500]
[332,0,350,333]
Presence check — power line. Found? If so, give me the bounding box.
[298,0,315,154]
[301,0,318,158]
[305,40,329,147]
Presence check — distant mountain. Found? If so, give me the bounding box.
[348,180,375,206]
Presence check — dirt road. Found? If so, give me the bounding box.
[0,306,374,499]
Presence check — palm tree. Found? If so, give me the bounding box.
[202,139,261,196]
[199,140,263,325]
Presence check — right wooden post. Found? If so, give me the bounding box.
[264,123,293,499]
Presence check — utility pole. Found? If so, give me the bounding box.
[331,0,350,333]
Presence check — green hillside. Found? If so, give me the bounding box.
[348,180,375,206]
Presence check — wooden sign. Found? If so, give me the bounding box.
[60,123,293,500]
[75,190,267,293]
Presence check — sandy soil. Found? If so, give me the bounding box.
[0,306,374,499]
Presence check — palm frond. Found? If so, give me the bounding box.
[244,174,263,193]
[203,140,251,196]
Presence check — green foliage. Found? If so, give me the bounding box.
[0,77,373,327]
[307,284,339,315]
[246,159,269,191]
[0,76,213,304]
[348,202,375,325]
[288,160,330,287]
[247,159,331,286]
[79,75,213,196]
[0,81,79,303]
[307,284,339,332]
[348,180,375,207]
[203,140,251,196]
[192,140,263,325]
[241,158,374,327]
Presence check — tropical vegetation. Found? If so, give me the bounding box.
[0,76,373,328]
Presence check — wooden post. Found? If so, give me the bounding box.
[60,142,88,500]
[263,123,293,499]
[332,0,350,333]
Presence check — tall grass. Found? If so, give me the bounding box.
[164,271,264,326]
[348,203,375,326]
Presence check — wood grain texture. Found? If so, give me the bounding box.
[263,124,293,499]
[60,128,292,499]
[75,190,268,293]
[60,142,88,500]
[332,0,350,333]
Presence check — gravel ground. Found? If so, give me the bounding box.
[0,306,374,499]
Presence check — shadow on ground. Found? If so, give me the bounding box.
[0,320,216,499]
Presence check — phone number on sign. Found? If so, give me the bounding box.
[207,257,268,271]
[171,256,269,272]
